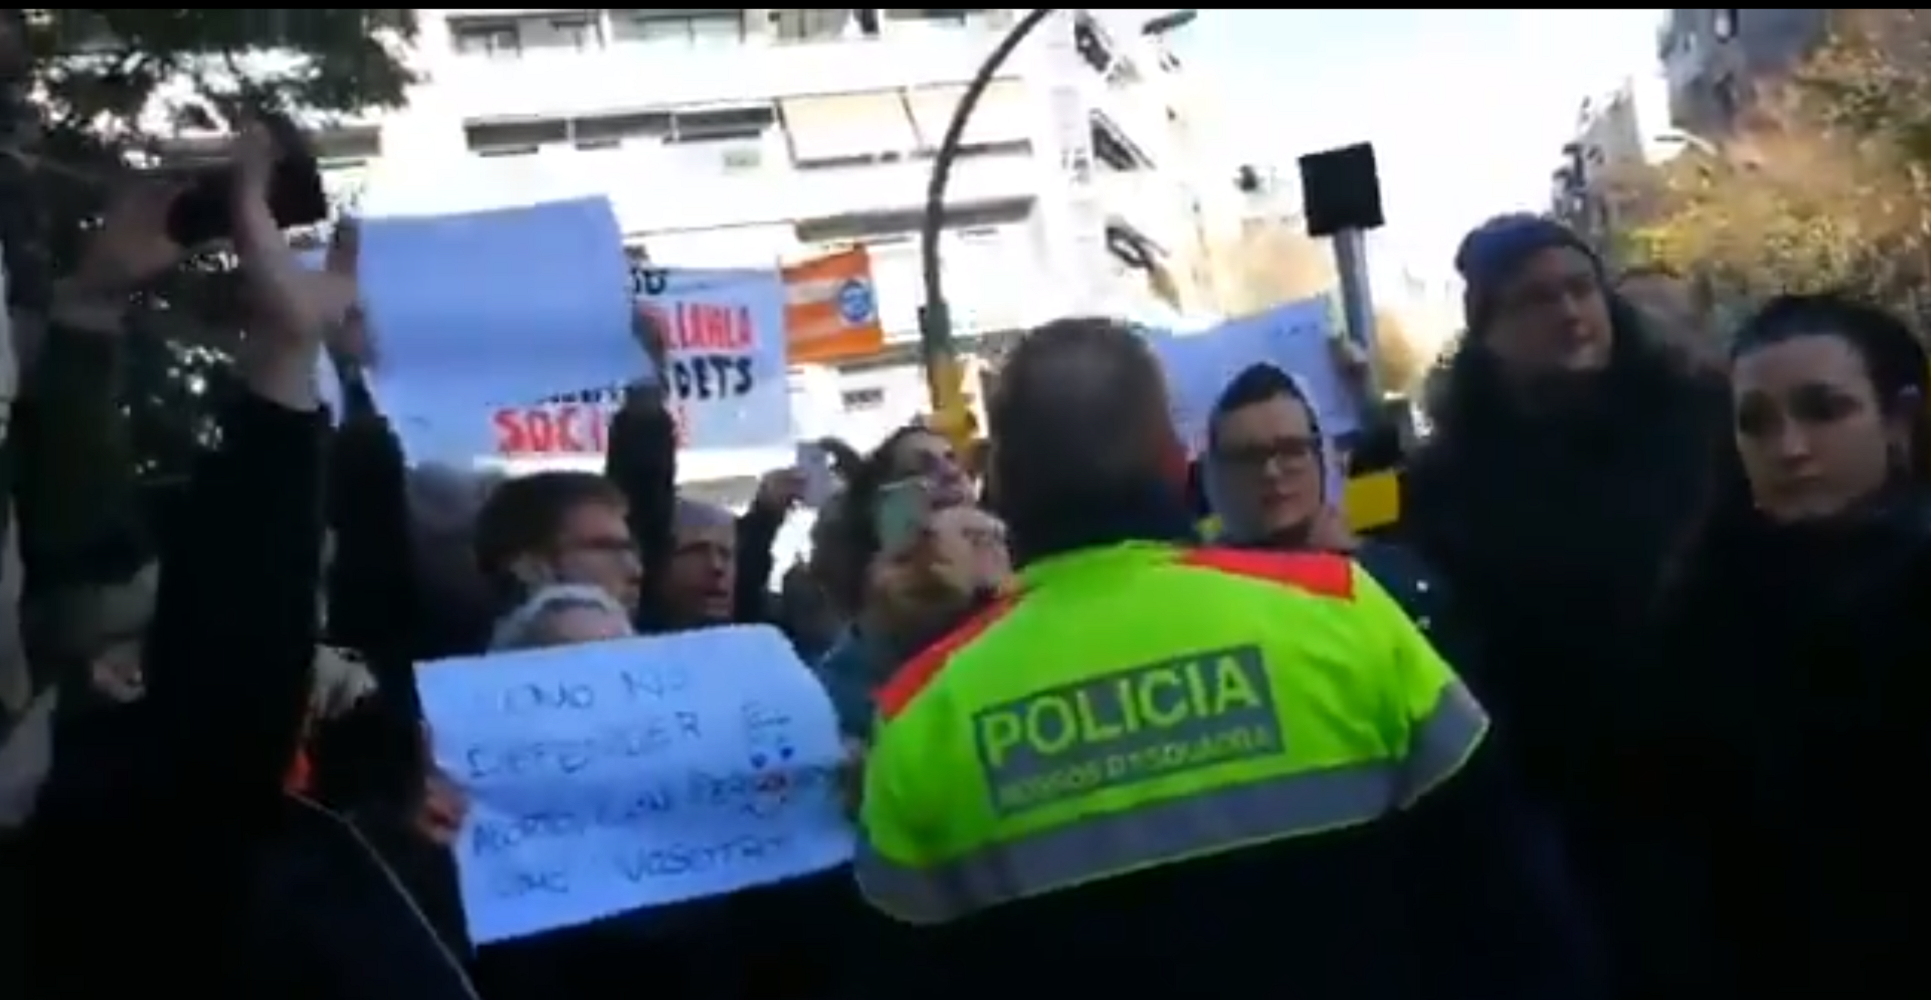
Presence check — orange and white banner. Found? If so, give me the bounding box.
[783,247,884,364]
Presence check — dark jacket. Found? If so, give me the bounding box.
[24,389,477,1000]
[605,394,679,632]
[1402,324,1728,999]
[1652,496,1931,999]
[861,479,1603,1000]
[311,407,473,958]
[735,501,784,624]
[1403,336,1725,776]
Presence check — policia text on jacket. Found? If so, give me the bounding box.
[974,646,1279,814]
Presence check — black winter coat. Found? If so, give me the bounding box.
[1651,497,1931,1000]
[24,390,479,1000]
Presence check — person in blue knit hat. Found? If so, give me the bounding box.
[1404,213,1735,998]
[1453,213,1615,377]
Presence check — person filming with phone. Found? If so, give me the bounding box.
[814,425,1003,739]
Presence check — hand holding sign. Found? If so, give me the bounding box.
[414,625,852,944]
[358,197,644,461]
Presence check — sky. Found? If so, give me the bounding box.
[1177,9,1665,283]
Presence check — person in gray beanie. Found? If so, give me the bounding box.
[1403,213,1733,999]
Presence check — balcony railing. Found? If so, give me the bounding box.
[423,30,1014,121]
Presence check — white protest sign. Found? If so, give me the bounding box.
[1154,296,1360,453]
[633,266,791,451]
[415,625,854,944]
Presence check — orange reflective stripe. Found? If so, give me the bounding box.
[876,593,1024,720]
[1178,547,1355,600]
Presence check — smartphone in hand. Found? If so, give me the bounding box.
[873,478,930,554]
[795,441,836,508]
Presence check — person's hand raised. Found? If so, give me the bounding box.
[66,178,188,300]
[413,767,470,847]
[861,514,985,649]
[230,113,279,199]
[410,727,470,847]
[753,467,805,513]
[929,506,1010,590]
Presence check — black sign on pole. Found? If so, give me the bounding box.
[1297,142,1385,238]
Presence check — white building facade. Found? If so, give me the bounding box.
[1550,74,1679,243]
[295,8,1215,469]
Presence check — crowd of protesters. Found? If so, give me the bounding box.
[0,123,1925,1000]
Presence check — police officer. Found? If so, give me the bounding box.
[855,318,1600,1000]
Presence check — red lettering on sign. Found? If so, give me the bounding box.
[669,302,753,352]
[491,404,619,456]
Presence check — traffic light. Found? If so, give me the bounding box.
[926,354,978,453]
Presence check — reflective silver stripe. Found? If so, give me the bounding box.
[857,763,1404,925]
[1398,679,1488,806]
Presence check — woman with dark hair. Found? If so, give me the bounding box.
[815,424,984,738]
[1655,292,1931,999]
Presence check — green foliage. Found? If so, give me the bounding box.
[10,10,417,479]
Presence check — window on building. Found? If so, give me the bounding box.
[571,111,670,151]
[548,15,601,52]
[671,105,777,143]
[1106,222,1160,272]
[451,19,521,58]
[884,9,975,28]
[794,199,1029,244]
[904,78,1030,152]
[611,9,746,48]
[1090,115,1148,172]
[313,126,383,163]
[841,387,886,412]
[780,92,919,167]
[464,118,569,157]
[1712,9,1738,42]
[1073,14,1113,74]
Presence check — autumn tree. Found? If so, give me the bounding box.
[1208,213,1439,394]
[7,10,416,478]
[1213,214,1336,314]
[1623,10,1931,321]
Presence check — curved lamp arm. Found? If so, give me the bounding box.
[917,7,1057,409]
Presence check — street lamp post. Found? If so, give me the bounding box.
[917,7,1057,423]
[917,9,1200,421]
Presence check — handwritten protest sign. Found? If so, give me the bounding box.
[415,626,853,944]
[631,266,790,451]
[492,384,634,458]
[1154,296,1360,453]
[485,252,872,460]
[354,197,647,461]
